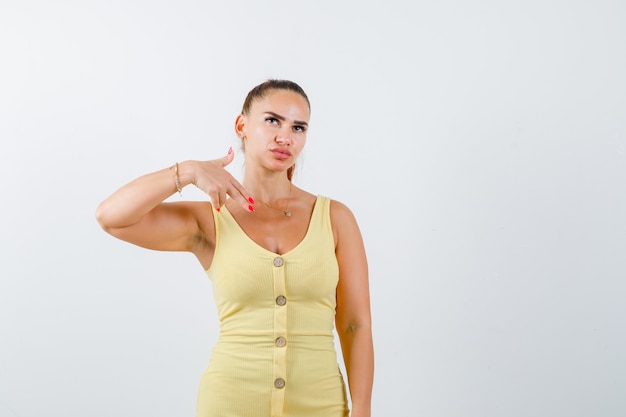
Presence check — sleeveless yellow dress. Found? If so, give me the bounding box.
[196,196,349,417]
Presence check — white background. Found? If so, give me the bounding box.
[1,1,625,416]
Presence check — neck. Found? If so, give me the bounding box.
[243,169,292,203]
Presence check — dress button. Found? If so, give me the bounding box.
[273,257,284,267]
[275,336,287,347]
[274,378,286,389]
[276,295,287,306]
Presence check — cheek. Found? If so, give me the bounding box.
[253,124,273,139]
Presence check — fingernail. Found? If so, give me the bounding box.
[248,205,255,212]
[216,207,221,212]
[248,197,255,204]
[228,146,233,155]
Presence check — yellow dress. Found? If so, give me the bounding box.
[196,196,349,417]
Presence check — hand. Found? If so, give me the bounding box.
[190,148,254,212]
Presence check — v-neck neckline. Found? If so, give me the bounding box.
[221,195,321,256]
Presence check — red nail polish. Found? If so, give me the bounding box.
[216,207,221,212]
[228,146,233,155]
[248,205,255,212]
[248,197,255,204]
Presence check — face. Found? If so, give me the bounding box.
[235,89,310,174]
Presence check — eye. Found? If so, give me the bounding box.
[266,117,279,125]
[293,125,307,133]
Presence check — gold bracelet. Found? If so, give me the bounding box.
[174,162,182,196]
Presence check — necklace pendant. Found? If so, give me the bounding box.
[284,211,292,217]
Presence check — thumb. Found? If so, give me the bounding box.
[221,146,235,167]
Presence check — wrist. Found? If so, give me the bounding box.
[175,160,196,188]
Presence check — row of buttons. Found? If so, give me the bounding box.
[273,257,286,393]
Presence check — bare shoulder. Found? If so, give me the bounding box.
[329,199,355,220]
[329,199,361,245]
[186,200,215,215]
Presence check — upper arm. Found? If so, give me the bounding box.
[101,201,214,253]
[331,200,371,332]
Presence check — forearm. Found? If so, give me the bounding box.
[340,325,374,417]
[95,161,195,229]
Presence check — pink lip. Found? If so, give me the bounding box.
[271,148,292,159]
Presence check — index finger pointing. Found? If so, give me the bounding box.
[228,178,255,212]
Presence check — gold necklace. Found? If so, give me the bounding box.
[262,183,292,217]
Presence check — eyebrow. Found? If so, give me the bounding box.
[264,111,309,127]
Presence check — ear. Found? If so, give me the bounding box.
[234,114,246,138]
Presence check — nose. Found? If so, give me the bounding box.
[275,127,292,146]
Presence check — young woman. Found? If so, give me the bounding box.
[96,80,374,417]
